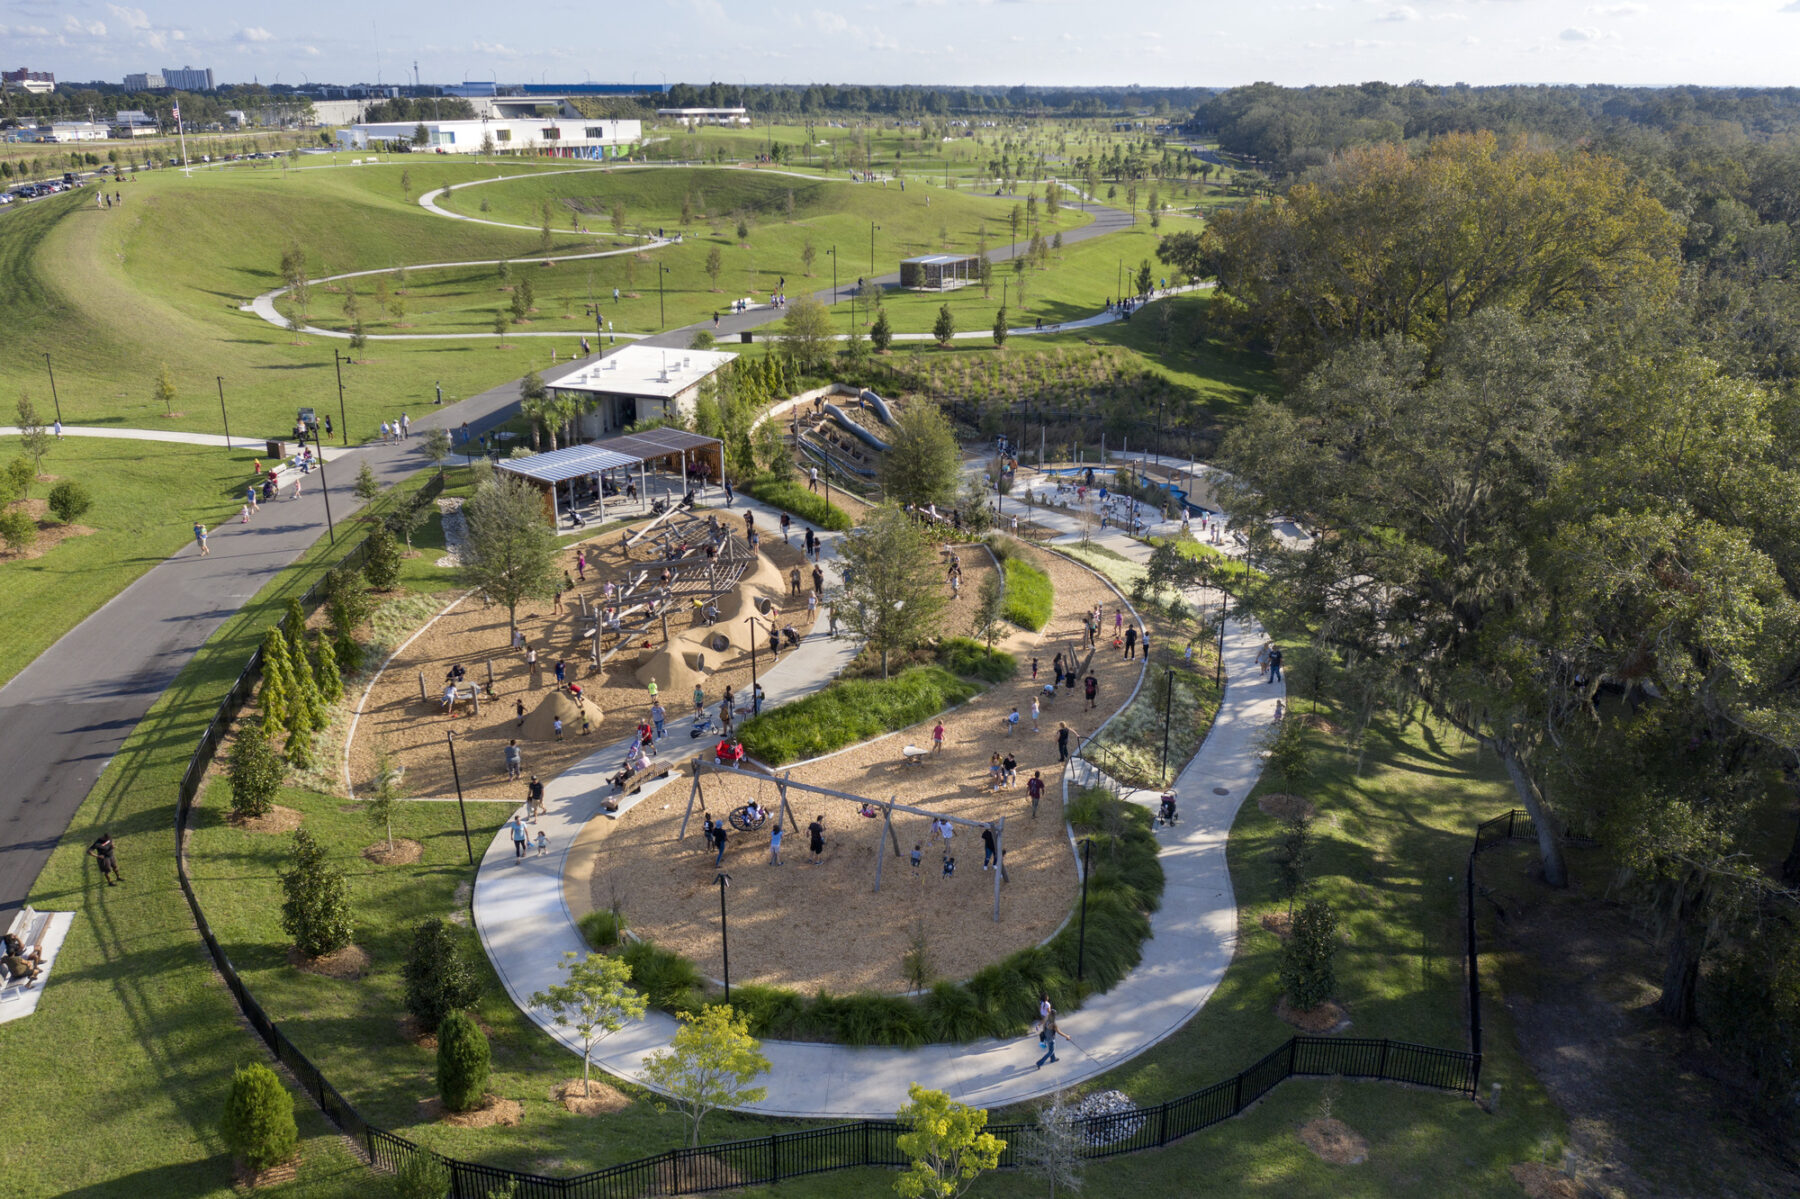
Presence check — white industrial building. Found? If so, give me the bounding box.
[112,110,159,137]
[548,345,737,437]
[656,107,750,127]
[335,117,640,157]
[33,122,108,143]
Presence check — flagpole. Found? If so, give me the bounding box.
[175,103,191,175]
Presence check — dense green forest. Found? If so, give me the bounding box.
[1165,85,1800,1132]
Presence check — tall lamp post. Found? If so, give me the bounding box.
[445,731,475,865]
[826,246,838,314]
[311,423,336,545]
[332,349,349,446]
[1216,574,1229,690]
[216,376,232,449]
[869,221,880,275]
[657,264,670,330]
[42,353,63,425]
[1160,666,1174,781]
[715,873,733,1002]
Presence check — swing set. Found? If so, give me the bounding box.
[679,761,1011,921]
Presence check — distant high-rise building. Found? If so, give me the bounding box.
[124,71,166,90]
[161,66,215,91]
[2,67,55,94]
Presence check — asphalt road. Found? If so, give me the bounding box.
[0,193,1139,912]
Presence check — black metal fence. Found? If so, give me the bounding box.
[171,467,1480,1197]
[1464,808,1538,1085]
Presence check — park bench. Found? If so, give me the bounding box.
[1,906,50,1001]
[901,745,930,767]
[603,762,671,810]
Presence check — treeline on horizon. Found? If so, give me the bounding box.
[1196,80,1800,174]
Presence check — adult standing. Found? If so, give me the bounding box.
[651,700,667,741]
[1035,1011,1072,1069]
[812,564,824,597]
[510,815,529,860]
[1027,771,1044,817]
[712,821,729,867]
[1269,646,1284,682]
[981,825,998,872]
[1124,626,1139,660]
[527,775,545,819]
[504,739,522,781]
[87,831,123,886]
[807,814,826,864]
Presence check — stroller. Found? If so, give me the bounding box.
[1157,792,1179,827]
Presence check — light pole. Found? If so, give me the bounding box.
[216,376,232,449]
[1160,666,1174,781]
[332,349,349,446]
[869,221,879,275]
[1075,837,1092,980]
[657,264,670,330]
[42,353,63,425]
[1216,575,1229,690]
[1116,259,1122,306]
[826,246,837,310]
[715,872,732,1003]
[445,731,474,864]
[311,424,336,546]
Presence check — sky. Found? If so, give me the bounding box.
[4,0,1800,89]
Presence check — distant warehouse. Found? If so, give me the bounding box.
[335,117,641,158]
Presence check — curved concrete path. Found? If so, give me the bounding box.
[472,506,1280,1118]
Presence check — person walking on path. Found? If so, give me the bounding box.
[768,822,783,866]
[1036,1012,1072,1069]
[1057,723,1071,761]
[751,683,764,717]
[789,565,803,597]
[87,831,123,886]
[193,523,210,557]
[808,465,820,493]
[651,700,667,740]
[504,739,522,781]
[535,830,550,857]
[712,821,729,867]
[510,815,529,860]
[807,814,826,864]
[527,775,545,819]
[780,512,791,543]
[932,720,946,754]
[723,476,734,506]
[291,474,303,501]
[246,484,259,513]
[400,413,410,439]
[1027,771,1044,817]
[1269,646,1284,682]
[527,647,541,688]
[1084,674,1098,711]
[1256,642,1271,681]
[1030,697,1040,732]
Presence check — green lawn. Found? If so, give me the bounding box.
[0,437,258,687]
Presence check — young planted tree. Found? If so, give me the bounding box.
[435,1010,491,1113]
[313,634,343,702]
[423,427,453,472]
[801,239,817,277]
[871,307,893,353]
[353,462,381,501]
[258,627,297,735]
[497,259,512,288]
[1016,1089,1085,1198]
[704,245,724,292]
[461,473,561,644]
[973,573,1004,651]
[218,1061,298,1174]
[1135,259,1154,297]
[403,917,484,1033]
[779,295,833,374]
[894,1083,1006,1199]
[518,277,535,314]
[154,363,177,415]
[280,828,353,959]
[837,506,949,679]
[530,951,648,1097]
[16,393,50,475]
[640,1004,770,1147]
[228,723,284,820]
[46,479,90,524]
[1274,812,1314,919]
[362,524,402,591]
[992,307,1009,350]
[492,309,509,341]
[1280,898,1339,1010]
[933,304,957,347]
[366,745,405,853]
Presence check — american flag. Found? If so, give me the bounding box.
[172,102,180,121]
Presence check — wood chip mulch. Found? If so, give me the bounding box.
[1298,1116,1369,1165]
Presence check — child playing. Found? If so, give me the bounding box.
[535,830,550,856]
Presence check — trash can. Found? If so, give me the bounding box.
[265,439,287,458]
[740,331,754,344]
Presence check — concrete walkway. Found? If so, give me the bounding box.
[471,488,1282,1118]
[0,425,354,457]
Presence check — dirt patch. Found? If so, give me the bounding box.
[228,804,305,835]
[1490,843,1800,1199]
[0,499,96,562]
[231,1156,299,1190]
[581,550,1124,994]
[1257,793,1317,821]
[287,943,371,980]
[1278,996,1351,1034]
[1259,911,1293,939]
[1509,1162,1584,1199]
[1298,713,1343,735]
[418,1093,524,1128]
[554,1078,632,1115]
[363,837,424,866]
[1297,1117,1368,1165]
[397,1013,437,1050]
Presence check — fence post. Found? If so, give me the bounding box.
[863,1118,871,1165]
[1376,1039,1390,1081]
[1231,1070,1244,1114]
[1157,1101,1169,1147]
[769,1132,780,1183]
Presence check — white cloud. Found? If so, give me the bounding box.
[1380,5,1420,20]
[64,15,107,36]
[106,5,150,30]
[814,10,850,33]
[1588,2,1644,13]
[301,45,320,56]
[1783,1,1800,11]
[238,26,274,43]
[1560,25,1600,39]
[1,23,52,36]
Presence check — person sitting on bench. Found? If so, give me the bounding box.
[3,951,42,985]
[445,663,466,684]
[2,931,40,965]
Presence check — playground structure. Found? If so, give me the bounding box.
[792,386,901,484]
[680,762,1011,920]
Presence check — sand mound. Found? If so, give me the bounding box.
[521,690,606,740]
